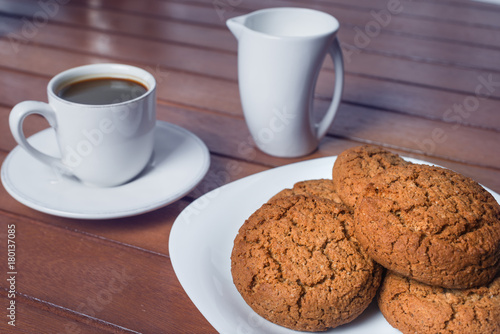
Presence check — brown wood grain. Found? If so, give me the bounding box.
[0,294,120,334]
[1,41,499,135]
[0,149,269,255]
[0,214,217,333]
[0,0,499,332]
[66,0,500,29]
[2,5,500,98]
[4,0,500,50]
[2,100,500,192]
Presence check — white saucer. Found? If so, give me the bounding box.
[1,121,210,219]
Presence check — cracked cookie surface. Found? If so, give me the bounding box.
[332,145,409,208]
[269,179,342,204]
[378,271,500,334]
[355,164,500,289]
[231,195,382,332]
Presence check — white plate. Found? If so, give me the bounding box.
[170,156,500,334]
[1,121,210,219]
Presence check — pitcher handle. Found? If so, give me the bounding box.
[316,37,344,139]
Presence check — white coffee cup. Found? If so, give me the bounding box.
[227,7,344,157]
[9,63,156,187]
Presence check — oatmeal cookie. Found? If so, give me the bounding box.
[378,271,500,334]
[231,195,383,332]
[332,145,408,208]
[269,179,342,204]
[355,163,500,289]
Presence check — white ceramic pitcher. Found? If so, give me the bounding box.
[227,7,344,157]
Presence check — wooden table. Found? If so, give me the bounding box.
[0,0,499,333]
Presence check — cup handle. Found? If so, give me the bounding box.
[9,101,69,174]
[316,37,344,139]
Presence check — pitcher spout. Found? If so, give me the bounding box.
[226,15,247,40]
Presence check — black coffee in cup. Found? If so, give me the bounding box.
[57,77,148,105]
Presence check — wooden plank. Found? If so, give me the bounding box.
[1,132,499,261]
[426,0,500,10]
[0,71,47,111]
[0,293,125,333]
[0,17,237,80]
[4,0,499,50]
[2,14,500,102]
[159,102,500,170]
[217,0,500,50]
[3,92,499,192]
[3,1,500,74]
[1,66,499,172]
[1,41,499,133]
[0,2,498,334]
[69,0,500,29]
[10,100,488,191]
[281,0,500,28]
[0,214,217,333]
[0,148,268,256]
[330,103,500,168]
[0,171,187,257]
[315,71,500,131]
[0,3,496,172]
[344,52,500,98]
[339,27,500,71]
[71,0,249,26]
[0,0,234,52]
[337,14,500,52]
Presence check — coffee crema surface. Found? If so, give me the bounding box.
[57,77,148,105]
